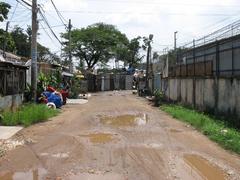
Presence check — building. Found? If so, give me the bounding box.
[0,50,28,111]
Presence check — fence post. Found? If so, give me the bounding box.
[204,36,206,76]
[193,39,196,107]
[214,40,220,115]
[216,41,220,77]
[4,70,7,96]
[231,26,234,76]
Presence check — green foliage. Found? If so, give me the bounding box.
[37,72,48,95]
[69,75,82,98]
[161,104,240,154]
[47,68,62,89]
[153,90,165,106]
[116,36,144,68]
[0,104,59,127]
[10,26,31,57]
[1,25,60,61]
[37,68,63,95]
[62,23,129,69]
[0,2,11,22]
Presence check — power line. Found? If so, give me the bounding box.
[16,0,31,10]
[9,2,19,22]
[39,8,63,45]
[39,24,66,30]
[50,0,68,27]
[83,0,240,8]
[20,0,32,7]
[39,21,61,49]
[46,10,238,17]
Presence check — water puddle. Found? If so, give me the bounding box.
[80,133,114,144]
[169,129,182,133]
[184,154,226,180]
[100,114,148,127]
[0,168,47,180]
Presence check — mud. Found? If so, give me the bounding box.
[0,91,240,179]
[169,129,182,133]
[184,154,226,180]
[79,133,114,144]
[100,114,148,127]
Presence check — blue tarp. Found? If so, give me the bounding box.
[43,91,62,108]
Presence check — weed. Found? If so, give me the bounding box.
[0,104,59,127]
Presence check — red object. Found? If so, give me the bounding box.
[60,89,69,105]
[47,86,56,92]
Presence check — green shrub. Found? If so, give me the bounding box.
[0,104,59,127]
[153,90,165,106]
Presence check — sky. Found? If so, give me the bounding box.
[1,0,240,61]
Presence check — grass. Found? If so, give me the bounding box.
[161,104,240,154]
[0,104,59,127]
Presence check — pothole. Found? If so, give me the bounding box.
[79,133,115,144]
[100,114,148,127]
[184,154,226,180]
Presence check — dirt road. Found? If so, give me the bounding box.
[0,91,240,180]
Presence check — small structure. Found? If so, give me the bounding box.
[26,60,74,86]
[0,51,28,111]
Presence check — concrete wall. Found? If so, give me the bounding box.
[163,77,240,120]
[0,94,23,111]
[125,75,133,90]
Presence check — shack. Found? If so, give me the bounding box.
[0,51,28,111]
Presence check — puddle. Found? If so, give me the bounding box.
[80,133,114,144]
[0,168,47,180]
[169,129,182,133]
[184,154,226,180]
[100,114,148,127]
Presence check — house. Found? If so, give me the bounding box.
[0,50,28,111]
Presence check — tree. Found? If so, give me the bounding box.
[0,2,14,51]
[0,29,16,52]
[8,26,57,61]
[62,23,129,70]
[116,36,144,68]
[0,2,11,22]
[10,26,30,57]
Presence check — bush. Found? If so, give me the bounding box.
[0,104,59,127]
[153,90,165,106]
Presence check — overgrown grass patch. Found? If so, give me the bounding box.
[161,104,240,154]
[0,104,59,127]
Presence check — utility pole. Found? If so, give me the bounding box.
[174,31,178,50]
[68,19,73,73]
[145,34,153,94]
[31,0,38,101]
[3,21,10,58]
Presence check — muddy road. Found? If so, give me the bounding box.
[0,91,240,180]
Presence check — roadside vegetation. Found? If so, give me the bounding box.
[161,104,240,154]
[0,104,59,127]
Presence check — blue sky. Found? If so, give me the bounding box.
[1,0,240,57]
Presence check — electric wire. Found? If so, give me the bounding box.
[39,21,61,49]
[50,0,68,27]
[39,8,63,45]
[9,2,19,22]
